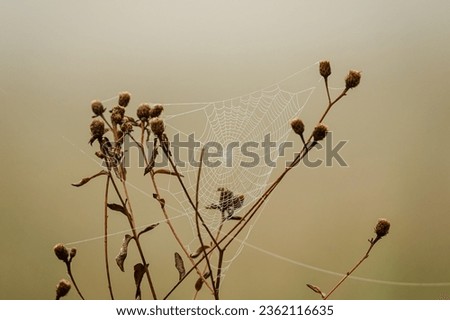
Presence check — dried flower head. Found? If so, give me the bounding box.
[121,120,133,133]
[110,106,125,124]
[118,91,131,107]
[150,117,165,136]
[375,218,390,239]
[137,103,151,121]
[319,61,331,79]
[53,243,69,262]
[90,119,105,137]
[91,100,105,116]
[345,70,361,89]
[69,248,77,259]
[290,117,305,136]
[312,123,328,141]
[150,104,164,118]
[56,279,71,300]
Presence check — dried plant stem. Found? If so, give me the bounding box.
[194,148,218,299]
[323,237,381,300]
[104,175,114,299]
[65,261,85,300]
[108,173,158,300]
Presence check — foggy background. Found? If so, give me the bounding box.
[1,0,450,299]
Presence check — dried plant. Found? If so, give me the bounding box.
[52,61,390,300]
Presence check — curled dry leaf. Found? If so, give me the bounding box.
[107,203,128,217]
[152,194,166,208]
[306,284,326,299]
[116,234,133,272]
[190,245,210,259]
[134,263,148,300]
[153,168,184,177]
[71,170,108,187]
[174,252,185,281]
[194,277,203,292]
[137,223,159,239]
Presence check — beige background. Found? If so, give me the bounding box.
[1,0,450,299]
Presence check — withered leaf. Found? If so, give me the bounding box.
[137,223,159,239]
[153,168,184,177]
[190,245,210,259]
[143,161,154,176]
[107,203,128,217]
[71,170,108,187]
[229,216,244,221]
[152,194,165,208]
[306,284,326,299]
[174,252,185,281]
[115,234,133,272]
[194,276,203,291]
[134,263,148,300]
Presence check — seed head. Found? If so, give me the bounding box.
[90,119,105,137]
[69,248,77,259]
[91,100,105,116]
[150,104,164,118]
[118,91,131,107]
[374,218,390,239]
[312,124,328,141]
[121,120,133,133]
[136,103,151,121]
[110,106,125,124]
[150,117,165,136]
[290,117,305,136]
[53,243,69,262]
[56,279,71,300]
[319,61,331,79]
[345,70,361,89]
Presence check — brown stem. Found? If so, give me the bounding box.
[323,237,380,300]
[65,261,85,300]
[104,175,114,299]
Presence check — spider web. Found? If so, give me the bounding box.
[146,62,320,280]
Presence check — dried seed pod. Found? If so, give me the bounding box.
[110,106,125,124]
[150,118,165,136]
[312,123,328,142]
[69,248,77,259]
[319,61,331,79]
[290,117,305,136]
[118,91,131,107]
[53,243,69,262]
[90,119,105,137]
[121,121,133,133]
[375,218,391,239]
[91,100,105,116]
[150,104,164,118]
[136,103,151,121]
[56,279,71,300]
[345,70,361,89]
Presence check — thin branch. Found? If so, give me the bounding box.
[104,175,114,299]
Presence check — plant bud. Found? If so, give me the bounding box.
[345,70,361,89]
[374,218,390,239]
[91,100,105,116]
[150,104,164,118]
[56,279,71,299]
[118,91,131,107]
[90,119,105,137]
[319,61,331,78]
[290,117,305,136]
[150,117,165,136]
[110,106,125,124]
[69,248,77,259]
[312,124,328,141]
[121,121,133,133]
[136,103,151,121]
[53,243,69,262]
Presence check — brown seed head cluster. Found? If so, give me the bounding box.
[290,117,305,136]
[110,106,126,124]
[345,70,361,89]
[118,91,131,107]
[137,103,151,121]
[312,123,328,141]
[54,243,69,262]
[90,119,105,137]
[56,279,71,299]
[150,117,165,136]
[375,218,390,239]
[319,61,331,79]
[150,104,164,118]
[91,100,105,116]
